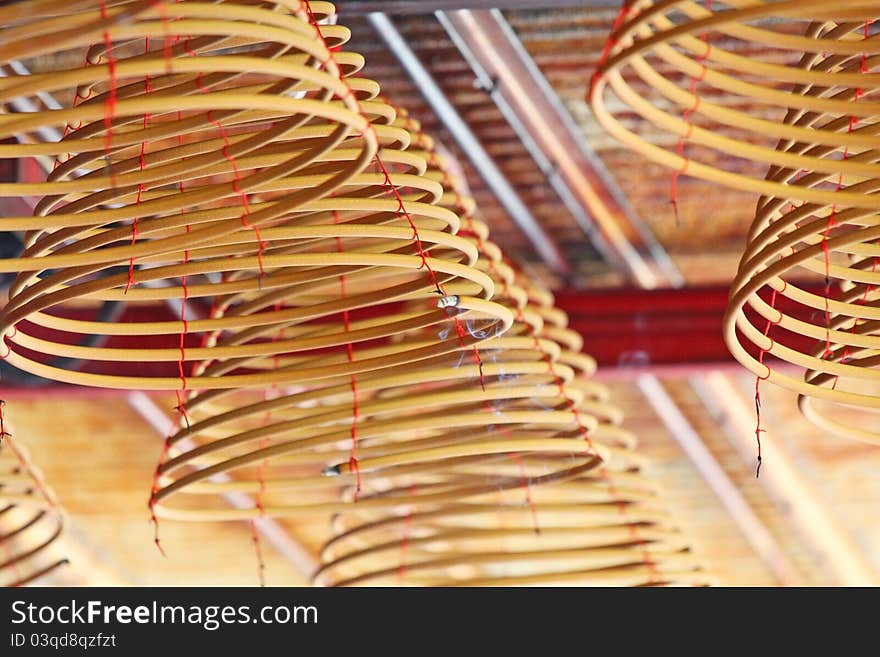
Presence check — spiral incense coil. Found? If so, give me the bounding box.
[0,0,512,391]
[719,14,880,442]
[147,19,614,521]
[723,222,880,440]
[418,138,631,447]
[315,467,708,587]
[589,0,880,205]
[0,434,67,587]
[307,137,705,588]
[724,183,880,443]
[151,215,611,518]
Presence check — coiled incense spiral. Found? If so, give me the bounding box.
[590,1,880,439]
[0,433,67,587]
[590,0,880,205]
[147,11,611,522]
[0,0,507,392]
[312,127,707,588]
[723,34,880,442]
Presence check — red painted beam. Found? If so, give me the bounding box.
[1,284,831,384]
[555,285,826,368]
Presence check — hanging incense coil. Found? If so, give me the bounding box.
[718,12,880,442]
[0,0,511,392]
[0,434,67,586]
[147,21,615,522]
[724,188,880,443]
[589,0,880,206]
[151,220,611,518]
[314,466,708,587]
[591,1,880,439]
[0,1,608,526]
[310,127,707,588]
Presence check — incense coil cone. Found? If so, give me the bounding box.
[147,6,612,521]
[721,19,880,442]
[0,435,67,587]
[0,1,508,391]
[590,0,880,205]
[313,123,708,587]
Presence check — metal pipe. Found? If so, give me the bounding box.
[367,11,572,277]
[340,0,614,14]
[438,9,682,288]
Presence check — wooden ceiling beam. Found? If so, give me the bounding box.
[697,372,878,586]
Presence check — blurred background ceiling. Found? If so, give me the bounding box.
[2,0,879,587]
[342,1,766,289]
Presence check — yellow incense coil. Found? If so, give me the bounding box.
[590,1,880,440]
[146,9,612,522]
[590,0,880,206]
[311,119,706,587]
[0,434,67,587]
[315,466,708,587]
[0,0,509,391]
[719,18,880,442]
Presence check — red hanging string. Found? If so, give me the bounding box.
[588,2,635,100]
[148,16,189,557]
[147,242,191,557]
[301,1,486,394]
[333,210,363,499]
[247,517,267,586]
[98,0,118,187]
[149,438,170,557]
[670,1,712,225]
[124,1,176,292]
[154,0,177,72]
[754,283,784,478]
[183,40,268,280]
[0,400,10,446]
[125,35,156,295]
[152,172,193,557]
[375,155,488,391]
[821,202,842,363]
[824,20,869,387]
